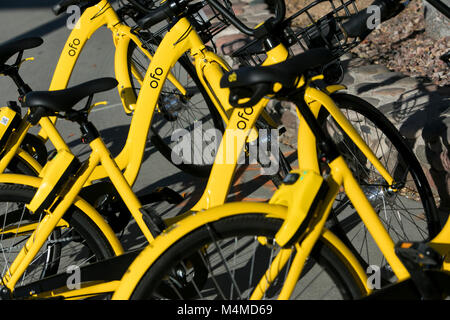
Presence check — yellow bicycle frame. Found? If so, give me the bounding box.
[0,1,409,298]
[112,80,417,300]
[0,9,285,295]
[112,201,370,299]
[1,133,157,290]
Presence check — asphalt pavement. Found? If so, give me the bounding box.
[0,1,432,299]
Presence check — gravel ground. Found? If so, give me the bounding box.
[350,0,449,86]
[286,0,449,86]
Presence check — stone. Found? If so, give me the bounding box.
[355,83,383,95]
[280,108,299,130]
[346,57,367,68]
[423,0,450,40]
[377,102,396,117]
[354,82,376,95]
[215,25,240,37]
[341,73,355,86]
[359,97,380,108]
[215,34,249,56]
[371,72,407,83]
[422,119,447,146]
[229,3,246,15]
[395,109,428,140]
[373,87,406,97]
[242,13,272,25]
[355,64,390,76]
[416,145,431,167]
[393,76,420,89]
[243,3,268,11]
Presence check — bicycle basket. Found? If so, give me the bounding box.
[232,0,361,67]
[188,0,236,47]
[123,0,237,53]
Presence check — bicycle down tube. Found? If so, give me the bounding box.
[0,0,411,298]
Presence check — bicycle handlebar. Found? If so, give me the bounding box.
[137,0,185,29]
[342,0,406,39]
[137,0,286,38]
[52,0,100,16]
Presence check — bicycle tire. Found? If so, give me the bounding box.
[6,133,48,176]
[321,92,441,279]
[129,213,365,300]
[0,184,115,297]
[127,36,225,178]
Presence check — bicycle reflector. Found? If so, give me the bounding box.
[26,150,81,215]
[270,169,328,247]
[0,106,22,153]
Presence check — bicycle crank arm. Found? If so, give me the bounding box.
[362,270,450,300]
[9,249,142,299]
[138,187,185,205]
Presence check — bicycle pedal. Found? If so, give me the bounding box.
[395,242,444,299]
[139,187,185,205]
[395,242,443,269]
[79,182,131,233]
[140,207,166,238]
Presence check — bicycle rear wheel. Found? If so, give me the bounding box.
[6,133,48,176]
[128,34,225,178]
[0,184,115,297]
[321,93,441,281]
[129,213,365,300]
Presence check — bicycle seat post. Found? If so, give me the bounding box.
[68,97,100,145]
[4,64,32,98]
[0,49,34,97]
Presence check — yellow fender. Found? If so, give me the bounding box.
[326,84,347,94]
[112,202,369,299]
[0,174,124,256]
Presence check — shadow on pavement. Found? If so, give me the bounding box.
[0,0,61,9]
[389,83,449,217]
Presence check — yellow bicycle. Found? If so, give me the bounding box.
[112,45,449,299]
[0,0,441,299]
[0,0,292,298]
[1,0,230,178]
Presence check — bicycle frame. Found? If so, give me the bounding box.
[0,2,407,298]
[113,79,432,300]
[2,133,154,290]
[267,79,450,296]
[252,84,413,299]
[0,1,185,174]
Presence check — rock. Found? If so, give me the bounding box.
[355,64,390,76]
[373,87,406,97]
[359,97,381,108]
[215,34,249,56]
[341,73,355,86]
[423,0,450,40]
[371,72,407,83]
[393,77,420,89]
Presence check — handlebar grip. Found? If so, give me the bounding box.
[52,0,80,15]
[137,2,175,30]
[53,0,100,16]
[341,9,373,38]
[228,83,271,109]
[342,0,404,38]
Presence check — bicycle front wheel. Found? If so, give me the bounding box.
[128,34,225,178]
[128,213,365,300]
[0,184,116,297]
[321,93,441,281]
